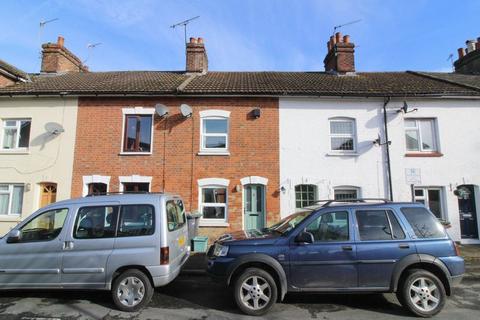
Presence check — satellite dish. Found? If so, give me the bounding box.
[180,104,193,118]
[45,122,65,135]
[155,104,169,117]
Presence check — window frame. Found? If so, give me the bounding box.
[404,118,438,152]
[199,185,228,224]
[294,184,318,209]
[199,110,231,154]
[414,187,446,220]
[1,118,31,151]
[0,183,24,215]
[120,108,155,155]
[328,117,357,153]
[333,186,360,201]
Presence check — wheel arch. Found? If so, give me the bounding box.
[108,265,155,290]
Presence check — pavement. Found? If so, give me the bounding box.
[0,247,478,320]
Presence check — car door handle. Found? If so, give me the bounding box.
[63,241,74,250]
[399,244,410,249]
[342,245,353,251]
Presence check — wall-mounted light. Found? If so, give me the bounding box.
[280,186,286,193]
[235,185,241,192]
[251,108,261,119]
[24,183,31,192]
[397,101,418,114]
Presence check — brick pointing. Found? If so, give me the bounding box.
[72,97,280,236]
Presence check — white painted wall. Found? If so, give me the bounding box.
[280,97,480,242]
[0,97,78,235]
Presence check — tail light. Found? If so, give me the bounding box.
[453,241,461,256]
[160,246,169,265]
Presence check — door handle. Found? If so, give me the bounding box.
[399,244,410,249]
[63,241,74,250]
[342,245,353,251]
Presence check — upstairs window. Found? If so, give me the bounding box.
[123,114,153,153]
[1,119,31,150]
[200,110,230,153]
[295,184,317,208]
[404,119,437,152]
[329,118,356,152]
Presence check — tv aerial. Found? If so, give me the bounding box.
[332,19,362,36]
[180,104,193,118]
[45,122,65,135]
[38,18,59,65]
[171,16,200,45]
[155,104,169,117]
[83,42,102,64]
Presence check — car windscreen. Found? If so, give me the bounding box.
[267,210,312,235]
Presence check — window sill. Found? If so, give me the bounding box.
[0,149,30,155]
[405,152,443,158]
[197,151,231,156]
[326,152,359,157]
[119,152,152,156]
[198,220,230,227]
[0,214,22,222]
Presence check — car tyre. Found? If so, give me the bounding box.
[233,267,278,316]
[397,268,446,317]
[111,269,154,312]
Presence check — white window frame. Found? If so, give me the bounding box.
[404,118,438,152]
[120,107,155,155]
[198,177,229,226]
[333,186,361,200]
[0,183,24,215]
[82,175,111,196]
[414,187,446,220]
[1,119,31,151]
[199,110,230,155]
[329,117,357,153]
[118,175,152,192]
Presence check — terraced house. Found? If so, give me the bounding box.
[0,34,479,243]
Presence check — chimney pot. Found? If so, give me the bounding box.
[330,35,336,45]
[335,32,342,43]
[475,42,480,51]
[327,41,332,51]
[57,36,64,47]
[189,37,196,44]
[458,47,465,58]
[197,37,203,44]
[343,35,350,43]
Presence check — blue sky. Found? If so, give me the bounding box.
[1,0,479,73]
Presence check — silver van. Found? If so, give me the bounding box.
[0,193,190,312]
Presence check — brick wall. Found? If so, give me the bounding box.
[72,97,280,238]
[0,75,15,87]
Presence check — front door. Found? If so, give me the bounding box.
[244,184,265,230]
[457,185,479,239]
[40,183,57,208]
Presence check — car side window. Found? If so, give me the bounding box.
[74,206,119,239]
[400,207,446,238]
[305,211,349,241]
[356,210,393,241]
[166,200,186,232]
[117,205,154,237]
[19,208,68,242]
[387,210,406,239]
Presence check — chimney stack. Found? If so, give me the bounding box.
[454,36,480,74]
[324,32,355,74]
[186,37,208,73]
[41,36,88,73]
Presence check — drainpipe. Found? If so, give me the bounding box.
[383,97,393,201]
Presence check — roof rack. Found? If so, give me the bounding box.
[85,191,164,197]
[309,198,391,208]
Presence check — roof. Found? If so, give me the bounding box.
[0,70,479,97]
[412,71,480,91]
[0,59,28,81]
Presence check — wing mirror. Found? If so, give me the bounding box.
[295,230,314,244]
[6,230,21,243]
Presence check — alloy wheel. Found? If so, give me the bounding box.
[409,277,440,312]
[239,275,271,310]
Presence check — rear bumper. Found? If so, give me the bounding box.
[148,250,190,287]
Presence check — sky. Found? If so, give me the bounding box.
[0,0,479,73]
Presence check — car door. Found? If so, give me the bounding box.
[289,209,357,289]
[0,207,69,288]
[354,208,416,289]
[61,203,119,288]
[165,199,189,269]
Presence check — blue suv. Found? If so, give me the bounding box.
[207,199,464,317]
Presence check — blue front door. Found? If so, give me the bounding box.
[289,210,357,289]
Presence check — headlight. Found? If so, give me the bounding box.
[213,243,229,257]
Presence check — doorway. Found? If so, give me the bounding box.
[39,183,57,208]
[457,185,479,239]
[244,184,266,230]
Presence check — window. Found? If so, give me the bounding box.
[0,184,24,215]
[356,210,405,241]
[401,207,446,239]
[295,184,317,208]
[166,200,186,231]
[123,114,153,153]
[404,119,437,152]
[74,206,119,239]
[88,183,107,196]
[329,118,356,152]
[1,119,31,150]
[201,118,229,151]
[334,187,359,201]
[414,187,444,219]
[200,187,227,221]
[122,182,150,193]
[117,205,154,237]
[306,211,349,241]
[19,208,68,242]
